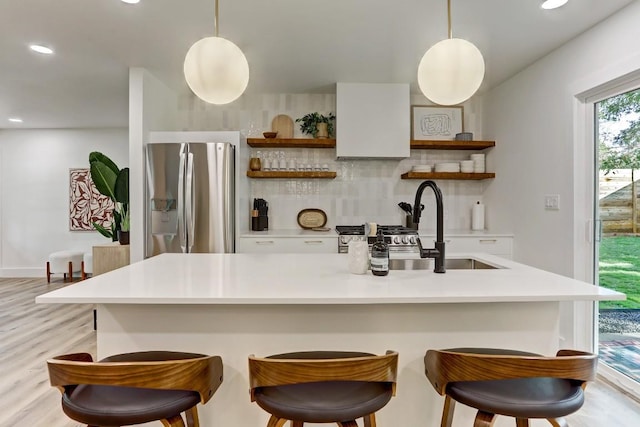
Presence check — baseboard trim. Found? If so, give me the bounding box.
[0,268,45,278]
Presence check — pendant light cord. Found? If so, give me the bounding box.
[447,0,452,39]
[214,0,219,37]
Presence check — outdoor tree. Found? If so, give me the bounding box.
[598,89,640,171]
[598,88,640,233]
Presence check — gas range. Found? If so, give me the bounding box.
[335,225,419,254]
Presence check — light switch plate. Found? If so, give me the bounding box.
[545,194,560,210]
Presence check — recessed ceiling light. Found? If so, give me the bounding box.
[541,0,569,10]
[8,118,23,123]
[29,44,54,55]
[121,0,140,4]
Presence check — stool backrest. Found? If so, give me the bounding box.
[248,350,398,401]
[424,348,597,395]
[47,352,223,403]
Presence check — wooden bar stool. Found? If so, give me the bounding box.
[47,351,223,427]
[424,348,597,427]
[249,350,398,427]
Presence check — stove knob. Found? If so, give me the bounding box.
[393,236,401,244]
[340,236,350,245]
[409,236,417,244]
[402,236,409,244]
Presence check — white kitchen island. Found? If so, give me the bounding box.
[37,253,624,427]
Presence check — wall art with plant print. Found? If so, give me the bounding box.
[69,168,114,231]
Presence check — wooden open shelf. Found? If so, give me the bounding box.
[247,138,336,148]
[401,172,495,180]
[247,171,337,179]
[410,140,495,150]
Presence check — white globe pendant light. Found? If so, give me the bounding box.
[183,0,249,105]
[417,0,485,106]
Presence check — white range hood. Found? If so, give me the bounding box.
[336,82,410,159]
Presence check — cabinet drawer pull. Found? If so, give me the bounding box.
[304,240,324,245]
[479,239,497,244]
[255,240,275,245]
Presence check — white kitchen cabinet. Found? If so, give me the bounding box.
[237,236,336,254]
[336,83,410,158]
[419,235,513,259]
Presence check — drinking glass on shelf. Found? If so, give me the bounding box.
[278,151,287,170]
[263,152,272,171]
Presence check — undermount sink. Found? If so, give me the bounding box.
[388,257,502,270]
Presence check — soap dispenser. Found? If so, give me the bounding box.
[370,230,389,276]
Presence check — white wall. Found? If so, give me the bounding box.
[482,2,640,350]
[0,128,128,276]
[129,68,178,262]
[483,1,640,275]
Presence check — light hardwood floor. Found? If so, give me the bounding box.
[0,278,94,427]
[1,278,639,427]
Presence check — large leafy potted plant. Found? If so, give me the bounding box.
[89,152,129,245]
[296,112,336,138]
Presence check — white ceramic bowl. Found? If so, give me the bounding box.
[412,165,433,172]
[435,162,460,173]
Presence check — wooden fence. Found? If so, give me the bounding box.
[600,169,639,234]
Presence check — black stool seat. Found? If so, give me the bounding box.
[61,351,204,426]
[255,380,393,423]
[48,350,223,427]
[447,377,583,419]
[424,347,597,427]
[445,347,583,418]
[249,350,398,427]
[62,384,200,426]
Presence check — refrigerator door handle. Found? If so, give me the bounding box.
[186,152,195,253]
[177,151,187,252]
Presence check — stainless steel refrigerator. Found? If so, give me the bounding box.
[145,142,235,256]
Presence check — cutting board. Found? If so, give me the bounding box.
[271,114,294,138]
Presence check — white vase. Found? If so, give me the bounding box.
[347,241,369,274]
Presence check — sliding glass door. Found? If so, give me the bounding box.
[594,88,640,393]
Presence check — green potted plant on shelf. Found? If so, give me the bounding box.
[89,152,130,245]
[295,112,336,138]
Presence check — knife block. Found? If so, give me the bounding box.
[259,216,268,231]
[252,212,268,231]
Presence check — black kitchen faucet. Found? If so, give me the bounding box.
[412,180,446,273]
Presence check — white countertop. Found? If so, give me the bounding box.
[36,253,623,305]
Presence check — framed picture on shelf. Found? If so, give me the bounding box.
[411,105,464,140]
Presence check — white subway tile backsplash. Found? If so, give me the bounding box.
[176,92,487,231]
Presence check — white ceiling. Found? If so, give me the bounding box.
[0,0,635,129]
